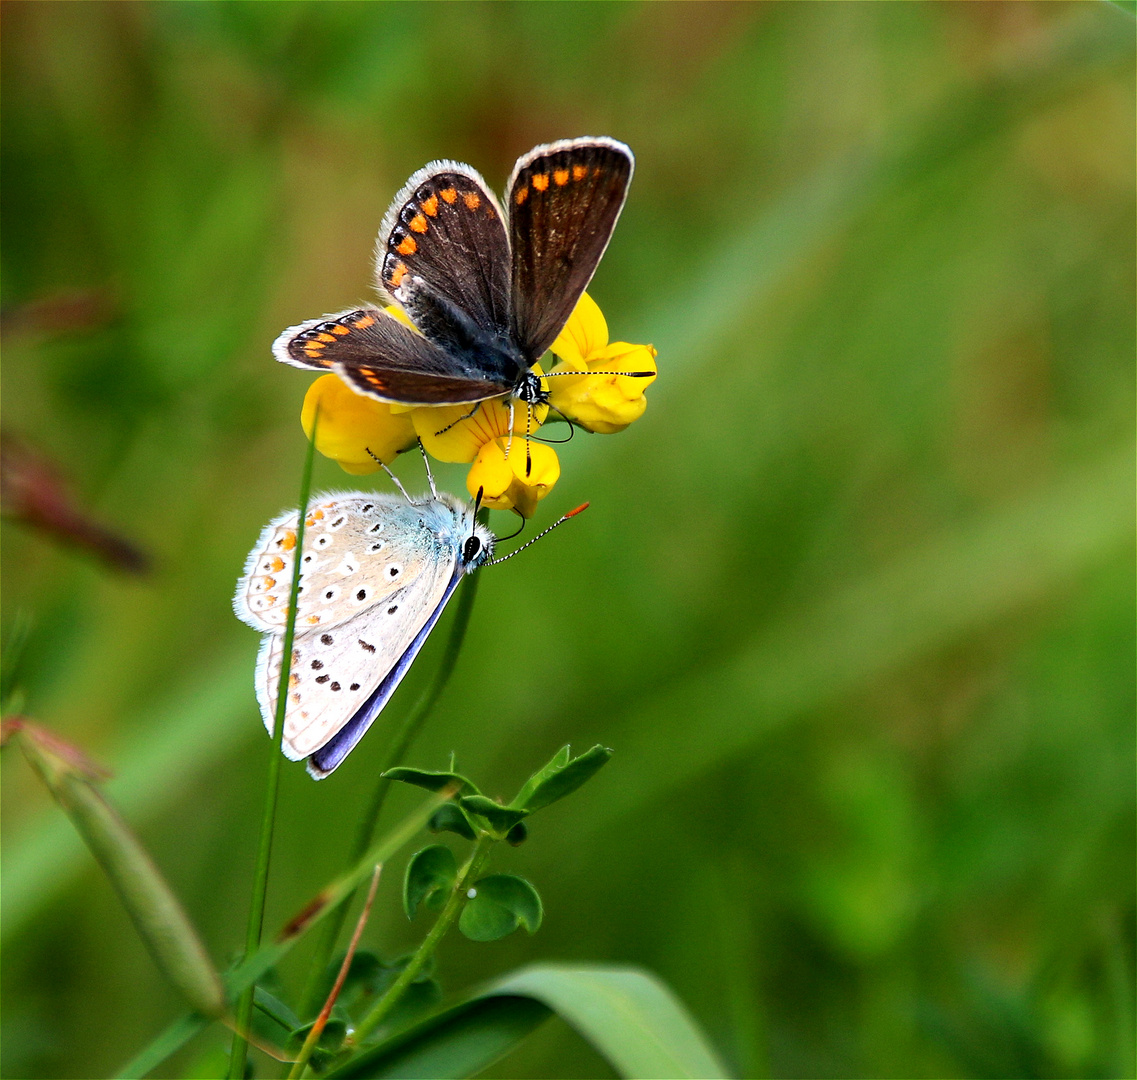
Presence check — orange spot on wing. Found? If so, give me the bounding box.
[331,324,350,335]
[317,332,336,343]
[263,576,277,589]
[353,314,376,329]
[397,236,417,255]
[270,557,285,572]
[281,531,297,551]
[314,510,324,519]
[554,168,569,186]
[306,614,320,624]
[440,187,457,204]
[306,339,326,349]
[463,191,481,211]
[304,348,324,359]
[532,173,549,191]
[289,673,299,687]
[421,194,439,216]
[572,164,588,181]
[390,263,408,287]
[515,187,529,205]
[409,213,428,233]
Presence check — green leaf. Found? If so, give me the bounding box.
[511,744,613,813]
[403,845,457,920]
[326,995,550,1079]
[8,722,225,1019]
[252,987,300,1043]
[382,767,480,798]
[324,963,729,1079]
[489,965,731,1078]
[457,795,527,837]
[459,875,542,942]
[428,802,476,841]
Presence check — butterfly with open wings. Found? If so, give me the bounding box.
[273,137,651,426]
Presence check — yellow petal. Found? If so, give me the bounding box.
[411,381,548,464]
[466,437,559,518]
[547,343,657,434]
[550,291,608,366]
[301,374,417,473]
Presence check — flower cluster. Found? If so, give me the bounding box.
[301,292,656,517]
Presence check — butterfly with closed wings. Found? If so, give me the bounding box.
[234,481,583,778]
[273,137,652,438]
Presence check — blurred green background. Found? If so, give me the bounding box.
[2,2,1134,1078]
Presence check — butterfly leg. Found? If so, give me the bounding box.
[418,440,438,498]
[504,399,516,460]
[432,401,483,438]
[367,448,415,504]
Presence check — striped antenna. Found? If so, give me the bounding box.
[487,503,589,566]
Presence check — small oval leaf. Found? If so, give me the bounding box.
[458,796,528,837]
[404,845,457,920]
[459,875,543,942]
[428,802,477,841]
[512,745,612,813]
[382,767,480,798]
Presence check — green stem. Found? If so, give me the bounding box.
[227,424,319,1078]
[300,564,483,1015]
[352,833,494,1044]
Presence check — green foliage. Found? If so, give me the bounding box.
[460,875,544,942]
[511,745,613,812]
[2,3,1133,1078]
[327,964,729,1079]
[404,845,458,920]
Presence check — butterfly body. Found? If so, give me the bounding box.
[274,137,634,410]
[234,491,492,778]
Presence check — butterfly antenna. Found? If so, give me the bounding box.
[541,370,656,380]
[367,448,414,505]
[433,401,482,437]
[418,440,438,498]
[487,503,589,566]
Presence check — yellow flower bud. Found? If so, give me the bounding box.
[466,437,559,518]
[301,374,417,474]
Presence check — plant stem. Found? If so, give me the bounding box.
[287,864,382,1079]
[227,426,318,1078]
[351,833,493,1044]
[300,566,482,1015]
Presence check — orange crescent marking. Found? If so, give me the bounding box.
[440,187,457,203]
[397,236,417,255]
[463,191,481,210]
[515,187,529,205]
[554,169,569,186]
[532,173,549,191]
[409,213,428,233]
[331,324,350,335]
[572,164,588,181]
[421,194,439,216]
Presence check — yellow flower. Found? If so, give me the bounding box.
[301,374,417,474]
[409,387,548,463]
[467,437,560,519]
[547,292,658,434]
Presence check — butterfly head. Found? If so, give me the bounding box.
[461,519,495,571]
[515,369,550,409]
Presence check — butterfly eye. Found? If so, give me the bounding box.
[463,535,482,563]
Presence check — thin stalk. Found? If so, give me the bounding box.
[228,422,319,1078]
[287,864,382,1079]
[351,834,493,1044]
[300,563,483,1015]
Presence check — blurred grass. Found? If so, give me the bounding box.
[2,3,1133,1078]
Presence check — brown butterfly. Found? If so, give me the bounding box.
[273,138,641,413]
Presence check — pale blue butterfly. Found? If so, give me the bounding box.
[234,484,493,779]
[234,471,582,779]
